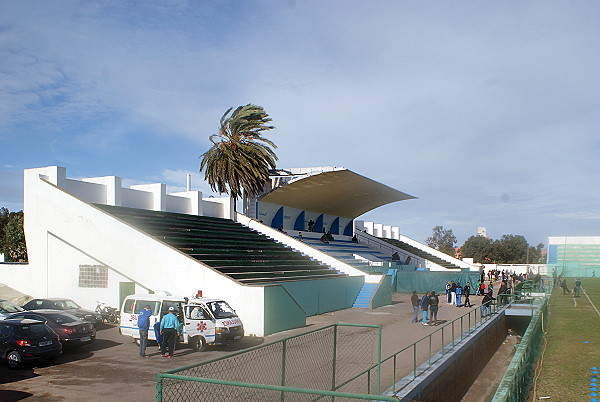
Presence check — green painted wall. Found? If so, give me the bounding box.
[263,285,306,336]
[371,275,392,309]
[274,276,364,316]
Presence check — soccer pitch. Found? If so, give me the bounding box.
[533,278,600,401]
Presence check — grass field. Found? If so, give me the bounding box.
[532,277,600,401]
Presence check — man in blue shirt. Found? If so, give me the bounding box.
[160,306,181,358]
[137,305,152,358]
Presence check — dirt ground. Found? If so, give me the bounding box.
[0,292,507,401]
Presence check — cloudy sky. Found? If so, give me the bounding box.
[1,1,599,247]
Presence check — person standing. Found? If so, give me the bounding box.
[445,282,452,304]
[429,291,439,325]
[455,283,463,307]
[421,291,431,326]
[137,305,152,358]
[153,321,163,352]
[574,278,582,298]
[410,291,420,323]
[450,281,457,305]
[479,281,486,297]
[160,306,181,358]
[498,281,508,305]
[481,290,495,317]
[464,282,472,307]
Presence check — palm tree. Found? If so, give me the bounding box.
[200,104,278,209]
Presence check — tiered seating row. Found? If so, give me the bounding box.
[95,205,347,284]
[380,238,461,270]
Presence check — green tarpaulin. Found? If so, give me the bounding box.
[394,271,481,294]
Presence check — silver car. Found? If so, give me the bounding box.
[0,299,25,320]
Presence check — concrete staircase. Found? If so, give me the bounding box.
[353,282,379,308]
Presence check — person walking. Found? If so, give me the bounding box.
[429,291,439,325]
[421,291,431,326]
[137,305,152,358]
[479,281,486,297]
[160,307,181,358]
[410,291,420,323]
[464,282,472,307]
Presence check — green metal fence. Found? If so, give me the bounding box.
[157,281,551,401]
[491,279,553,401]
[157,323,388,401]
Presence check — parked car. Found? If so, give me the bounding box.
[0,318,62,369]
[7,310,96,347]
[0,299,25,320]
[22,298,102,326]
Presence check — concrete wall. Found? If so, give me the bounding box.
[16,166,266,336]
[391,312,508,401]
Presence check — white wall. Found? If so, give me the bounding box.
[22,167,266,335]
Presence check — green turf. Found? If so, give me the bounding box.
[533,278,600,401]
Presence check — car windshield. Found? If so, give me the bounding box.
[54,300,81,309]
[48,313,79,324]
[206,301,236,319]
[0,300,25,313]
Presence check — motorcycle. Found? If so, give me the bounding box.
[95,301,119,324]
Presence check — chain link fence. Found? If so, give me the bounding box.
[157,323,388,401]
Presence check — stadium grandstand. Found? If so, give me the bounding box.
[0,165,474,336]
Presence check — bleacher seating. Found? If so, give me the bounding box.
[95,205,347,284]
[300,235,391,273]
[379,238,462,270]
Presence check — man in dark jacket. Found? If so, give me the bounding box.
[137,305,152,358]
[464,282,472,307]
[481,291,495,317]
[421,291,431,326]
[411,291,420,323]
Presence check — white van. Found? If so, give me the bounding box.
[119,294,244,351]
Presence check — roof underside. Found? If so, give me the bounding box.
[258,169,416,219]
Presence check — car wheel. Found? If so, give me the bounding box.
[134,338,140,346]
[7,350,22,369]
[190,336,207,352]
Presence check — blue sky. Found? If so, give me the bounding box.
[1,1,599,247]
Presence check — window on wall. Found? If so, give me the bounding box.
[78,265,108,288]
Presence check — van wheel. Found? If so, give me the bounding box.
[190,336,206,352]
[7,351,22,369]
[134,338,140,346]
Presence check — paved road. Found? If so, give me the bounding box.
[0,292,494,401]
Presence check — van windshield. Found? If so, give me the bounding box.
[206,301,236,319]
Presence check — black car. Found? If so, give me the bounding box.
[0,319,62,369]
[7,310,96,347]
[22,298,102,326]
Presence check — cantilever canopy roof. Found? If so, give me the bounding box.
[258,169,416,219]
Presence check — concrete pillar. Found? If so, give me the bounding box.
[83,176,123,206]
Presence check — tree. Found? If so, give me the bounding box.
[1,210,28,262]
[527,243,545,264]
[460,235,494,263]
[200,104,277,209]
[425,226,457,256]
[491,234,528,264]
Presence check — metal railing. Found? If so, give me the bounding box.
[157,282,552,401]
